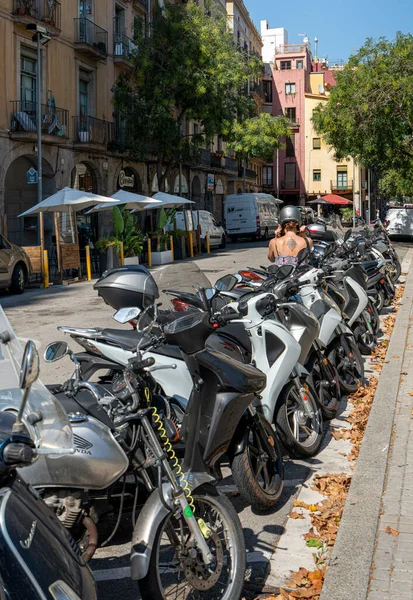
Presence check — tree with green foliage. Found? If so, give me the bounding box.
[312,33,413,197]
[228,113,291,191]
[113,0,260,191]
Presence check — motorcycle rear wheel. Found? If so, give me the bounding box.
[328,337,364,393]
[138,492,246,600]
[231,419,284,511]
[275,380,323,458]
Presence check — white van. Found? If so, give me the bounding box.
[385,207,413,238]
[169,210,226,248]
[225,193,281,242]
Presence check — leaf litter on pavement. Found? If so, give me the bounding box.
[257,283,405,600]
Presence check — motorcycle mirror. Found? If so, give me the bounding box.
[297,248,309,264]
[205,288,217,301]
[113,307,141,324]
[44,341,69,363]
[344,229,352,242]
[215,274,238,292]
[20,341,40,389]
[14,341,40,434]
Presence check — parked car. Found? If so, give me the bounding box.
[384,207,413,239]
[225,192,281,242]
[0,235,32,294]
[168,210,226,249]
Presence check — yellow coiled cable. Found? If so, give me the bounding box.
[145,387,195,513]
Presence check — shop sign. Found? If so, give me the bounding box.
[119,170,135,188]
[207,174,215,191]
[27,167,38,185]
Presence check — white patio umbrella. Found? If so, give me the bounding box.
[18,186,114,216]
[18,187,114,282]
[85,190,161,214]
[148,192,195,209]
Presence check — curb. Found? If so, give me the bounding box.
[320,252,413,600]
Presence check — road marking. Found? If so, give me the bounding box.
[93,551,271,582]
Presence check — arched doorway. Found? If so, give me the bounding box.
[191,175,202,208]
[117,167,142,193]
[173,174,189,197]
[4,155,56,247]
[152,173,170,193]
[71,162,100,248]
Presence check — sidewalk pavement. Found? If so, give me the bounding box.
[320,249,413,600]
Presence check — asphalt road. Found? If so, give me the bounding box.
[0,239,410,599]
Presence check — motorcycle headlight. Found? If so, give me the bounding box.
[49,581,84,600]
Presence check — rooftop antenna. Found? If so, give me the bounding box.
[314,36,318,58]
[298,32,309,46]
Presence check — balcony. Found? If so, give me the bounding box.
[331,179,353,192]
[74,18,108,58]
[13,0,61,33]
[10,100,69,142]
[133,0,148,10]
[281,179,300,192]
[275,44,307,55]
[238,167,257,181]
[73,116,114,149]
[250,82,264,101]
[224,157,238,173]
[285,117,300,128]
[211,154,224,169]
[113,32,137,64]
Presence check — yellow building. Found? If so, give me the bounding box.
[305,68,365,214]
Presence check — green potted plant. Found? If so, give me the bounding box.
[340,207,353,224]
[113,206,144,265]
[95,237,122,274]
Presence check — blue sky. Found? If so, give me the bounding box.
[246,0,413,62]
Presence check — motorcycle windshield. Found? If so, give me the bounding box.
[152,262,212,312]
[0,307,72,451]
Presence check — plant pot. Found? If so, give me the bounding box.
[99,246,120,275]
[152,250,173,266]
[124,256,140,266]
[78,131,90,143]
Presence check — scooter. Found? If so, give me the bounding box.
[0,308,97,600]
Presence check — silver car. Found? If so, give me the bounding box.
[0,235,32,294]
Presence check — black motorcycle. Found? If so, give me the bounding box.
[0,311,96,600]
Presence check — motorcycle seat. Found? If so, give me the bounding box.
[197,349,266,394]
[100,328,143,351]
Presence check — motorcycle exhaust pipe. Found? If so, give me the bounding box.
[82,515,98,562]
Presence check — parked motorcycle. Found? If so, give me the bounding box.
[0,307,97,600]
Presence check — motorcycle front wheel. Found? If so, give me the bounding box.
[138,492,246,600]
[386,256,401,283]
[275,380,323,458]
[231,418,284,511]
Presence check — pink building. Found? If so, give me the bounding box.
[272,43,312,205]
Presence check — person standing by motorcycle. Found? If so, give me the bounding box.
[268,205,313,265]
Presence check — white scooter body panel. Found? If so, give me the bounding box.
[343,277,368,326]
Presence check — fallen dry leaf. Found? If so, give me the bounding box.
[290,511,305,520]
[385,526,399,537]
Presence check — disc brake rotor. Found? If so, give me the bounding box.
[182,530,224,591]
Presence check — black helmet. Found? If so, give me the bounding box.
[280,205,301,226]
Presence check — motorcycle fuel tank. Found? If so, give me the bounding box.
[21,416,129,490]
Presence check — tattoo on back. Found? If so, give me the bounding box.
[286,238,298,252]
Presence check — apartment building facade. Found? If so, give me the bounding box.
[0,0,264,249]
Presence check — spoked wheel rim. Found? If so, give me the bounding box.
[246,428,282,497]
[155,497,238,600]
[285,388,321,448]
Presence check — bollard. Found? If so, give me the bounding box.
[43,249,49,289]
[85,245,92,281]
[120,242,125,266]
[189,232,194,258]
[170,235,174,262]
[147,237,152,268]
[206,232,211,254]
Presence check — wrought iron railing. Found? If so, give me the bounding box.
[331,179,353,191]
[13,0,61,30]
[113,32,136,59]
[72,116,114,145]
[74,18,108,55]
[10,100,69,137]
[224,157,238,173]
